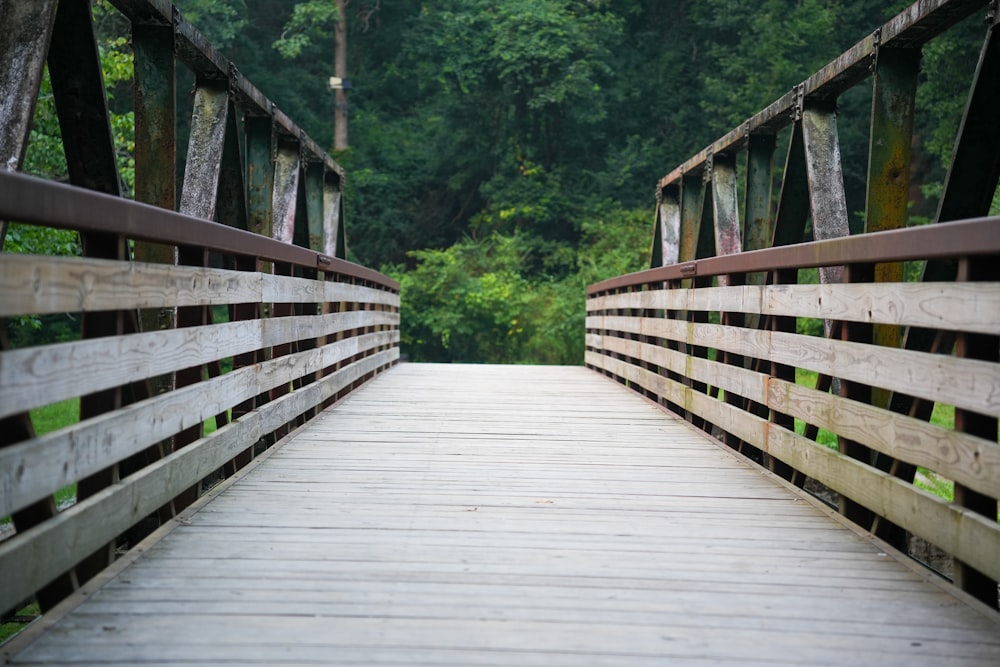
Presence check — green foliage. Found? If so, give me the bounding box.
[393,206,648,365]
[174,0,248,49]
[273,1,340,59]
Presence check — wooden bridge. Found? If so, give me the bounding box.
[2,0,999,664]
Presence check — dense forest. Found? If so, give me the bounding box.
[17,0,993,363]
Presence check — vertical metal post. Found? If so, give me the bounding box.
[179,81,229,220]
[0,0,57,175]
[771,122,810,248]
[653,186,681,268]
[743,134,776,255]
[802,105,850,285]
[323,173,345,259]
[936,19,1000,223]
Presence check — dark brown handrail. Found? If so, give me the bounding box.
[0,170,397,291]
[590,216,1000,295]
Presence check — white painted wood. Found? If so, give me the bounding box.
[6,364,998,666]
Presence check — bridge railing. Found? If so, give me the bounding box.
[0,0,399,619]
[0,170,400,619]
[589,0,1000,610]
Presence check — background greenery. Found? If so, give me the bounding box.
[14,0,995,363]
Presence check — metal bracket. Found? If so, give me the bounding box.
[792,84,805,122]
[703,153,713,184]
[869,27,882,73]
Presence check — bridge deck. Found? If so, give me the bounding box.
[6,364,999,666]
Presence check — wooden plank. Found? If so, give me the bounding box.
[768,378,1000,499]
[0,333,399,517]
[0,311,398,418]
[763,282,1000,335]
[587,316,1000,416]
[593,334,769,405]
[0,349,397,611]
[0,254,263,316]
[590,282,1000,335]
[0,254,398,317]
[764,426,1000,583]
[7,363,999,666]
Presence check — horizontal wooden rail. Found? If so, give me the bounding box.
[586,217,1000,608]
[0,173,400,616]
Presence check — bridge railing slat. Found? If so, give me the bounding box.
[0,173,400,617]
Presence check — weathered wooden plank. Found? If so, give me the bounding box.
[0,349,397,611]
[0,255,263,316]
[588,315,1000,416]
[768,379,1000,499]
[594,334,769,405]
[764,426,1000,583]
[589,282,1000,335]
[0,255,399,317]
[7,364,999,667]
[0,311,397,418]
[0,333,399,517]
[762,282,1000,335]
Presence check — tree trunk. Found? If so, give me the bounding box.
[334,0,348,150]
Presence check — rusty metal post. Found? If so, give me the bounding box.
[802,105,850,283]
[0,0,57,173]
[0,0,58,248]
[652,185,681,268]
[323,172,345,259]
[132,18,177,354]
[711,153,742,261]
[864,48,921,549]
[305,162,325,252]
[179,81,229,220]
[743,134,776,255]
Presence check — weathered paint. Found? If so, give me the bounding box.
[866,48,920,407]
[658,186,681,267]
[802,106,850,286]
[48,0,121,195]
[0,0,57,173]
[711,154,741,258]
[246,116,274,239]
[179,82,229,220]
[305,162,325,252]
[323,174,344,259]
[743,133,776,255]
[271,140,300,245]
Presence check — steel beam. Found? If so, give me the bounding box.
[711,154,741,258]
[246,116,275,239]
[179,82,229,220]
[216,99,249,232]
[802,106,850,285]
[743,134,776,255]
[272,139,300,245]
[937,21,1000,223]
[679,174,705,264]
[0,0,57,173]
[771,122,810,248]
[324,174,346,259]
[656,186,681,267]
